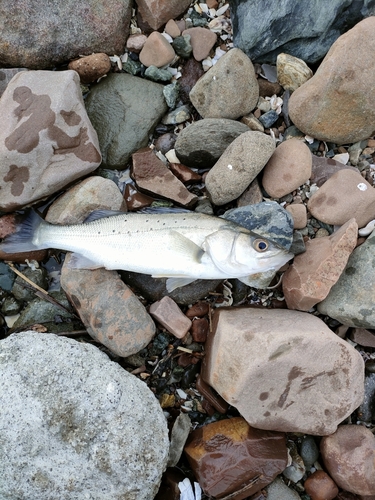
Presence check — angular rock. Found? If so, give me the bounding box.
[262,138,312,198]
[182,27,217,61]
[165,19,181,38]
[174,118,248,169]
[68,53,111,84]
[286,203,307,229]
[310,155,358,187]
[179,57,204,104]
[351,328,375,348]
[0,68,28,97]
[202,308,364,435]
[304,470,339,500]
[0,70,101,212]
[126,33,147,53]
[149,296,192,339]
[241,112,265,132]
[190,317,208,343]
[266,477,302,500]
[317,228,375,328]
[289,18,375,144]
[85,73,167,168]
[0,0,132,69]
[230,0,375,64]
[136,0,191,31]
[307,169,375,227]
[190,48,259,119]
[237,177,264,206]
[0,331,168,500]
[276,53,313,92]
[205,131,275,205]
[321,425,375,496]
[124,183,155,210]
[184,417,288,499]
[172,34,192,59]
[61,255,156,357]
[283,219,358,311]
[139,31,176,68]
[359,373,375,423]
[167,413,191,468]
[169,163,201,184]
[131,147,197,206]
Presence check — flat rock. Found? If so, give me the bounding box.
[0,0,131,69]
[283,219,358,311]
[310,155,358,187]
[85,73,167,168]
[68,53,112,84]
[182,27,217,61]
[318,228,375,328]
[149,296,192,339]
[174,118,249,169]
[184,417,288,499]
[307,169,375,227]
[136,0,191,31]
[276,53,313,92]
[289,18,375,144]
[202,308,364,435]
[262,138,312,198]
[0,70,101,212]
[0,331,168,500]
[321,425,375,496]
[205,131,275,205]
[190,48,259,119]
[230,0,375,63]
[139,31,176,68]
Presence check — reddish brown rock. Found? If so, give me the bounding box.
[149,296,192,339]
[304,470,339,500]
[124,184,155,210]
[283,218,358,311]
[126,34,147,53]
[196,375,229,414]
[131,147,197,206]
[168,163,201,184]
[186,301,210,318]
[286,203,307,229]
[179,57,204,104]
[310,155,358,187]
[258,78,282,97]
[262,138,312,198]
[182,27,217,61]
[136,0,191,31]
[307,169,375,227]
[184,417,288,500]
[350,328,375,348]
[190,317,208,343]
[68,53,111,84]
[321,425,375,496]
[139,31,176,68]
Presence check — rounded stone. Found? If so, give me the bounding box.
[182,27,217,61]
[139,31,176,68]
[0,331,169,500]
[286,203,307,229]
[304,470,339,500]
[68,53,112,84]
[276,53,313,92]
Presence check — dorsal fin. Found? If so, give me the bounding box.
[84,210,127,223]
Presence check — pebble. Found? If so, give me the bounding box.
[124,184,155,210]
[266,478,302,500]
[289,17,375,144]
[149,296,192,339]
[283,443,305,483]
[179,57,204,103]
[139,31,176,68]
[126,33,147,52]
[189,48,259,119]
[182,27,217,61]
[258,78,283,97]
[241,112,265,132]
[310,155,358,187]
[68,53,111,83]
[307,169,375,227]
[172,34,192,58]
[304,470,339,500]
[169,163,201,184]
[359,373,375,422]
[201,308,364,435]
[286,204,307,229]
[12,267,48,302]
[167,413,191,467]
[162,105,190,124]
[190,317,208,343]
[351,328,375,348]
[0,68,28,97]
[165,19,181,38]
[186,301,210,318]
[300,435,320,469]
[136,0,191,31]
[237,177,264,206]
[205,130,275,205]
[144,65,172,82]
[276,53,313,92]
[321,425,375,496]
[258,109,279,128]
[154,132,177,154]
[283,218,358,311]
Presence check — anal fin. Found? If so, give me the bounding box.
[165,277,197,292]
[66,252,104,270]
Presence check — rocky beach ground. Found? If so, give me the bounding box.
[0,1,375,499]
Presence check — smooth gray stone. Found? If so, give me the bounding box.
[358,373,375,422]
[145,65,172,82]
[167,413,191,467]
[12,267,48,302]
[300,435,319,469]
[229,0,375,63]
[0,262,15,291]
[266,478,301,500]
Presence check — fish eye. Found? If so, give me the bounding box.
[253,238,269,252]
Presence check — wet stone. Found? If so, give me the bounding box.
[304,470,339,500]
[168,163,201,184]
[300,435,320,469]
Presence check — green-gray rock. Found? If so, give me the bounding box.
[162,105,190,125]
[318,228,375,327]
[172,35,192,58]
[1,295,22,316]
[163,82,179,108]
[144,65,172,82]
[85,73,168,169]
[0,262,15,291]
[12,267,48,302]
[122,59,142,76]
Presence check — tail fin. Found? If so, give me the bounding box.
[0,210,45,253]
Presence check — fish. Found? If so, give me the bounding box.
[0,208,293,292]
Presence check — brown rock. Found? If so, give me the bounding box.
[124,184,155,210]
[184,417,288,500]
[68,53,111,84]
[321,425,375,496]
[168,163,201,184]
[237,178,264,206]
[131,147,197,206]
[241,112,265,132]
[307,169,375,227]
[350,328,375,348]
[276,53,313,92]
[262,138,312,198]
[190,317,208,342]
[149,296,192,339]
[185,301,210,318]
[179,57,204,104]
[182,27,217,62]
[304,470,339,500]
[202,308,364,435]
[139,31,176,68]
[195,375,229,414]
[136,0,191,31]
[126,34,147,53]
[289,18,375,144]
[283,219,358,311]
[258,78,282,97]
[285,203,307,229]
[310,155,358,187]
[165,19,181,38]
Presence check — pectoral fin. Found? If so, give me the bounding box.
[165,277,197,292]
[165,230,204,264]
[238,269,276,289]
[66,253,104,270]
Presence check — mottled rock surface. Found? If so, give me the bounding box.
[276,53,313,92]
[68,53,111,83]
[136,0,191,31]
[286,203,307,229]
[310,155,358,187]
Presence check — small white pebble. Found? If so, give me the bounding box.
[208,8,217,17]
[165,149,180,163]
[161,32,173,43]
[216,4,229,16]
[227,164,233,170]
[202,57,213,71]
[332,152,349,164]
[176,388,188,399]
[357,182,367,191]
[358,219,375,236]
[120,53,128,63]
[305,135,314,144]
[199,2,208,13]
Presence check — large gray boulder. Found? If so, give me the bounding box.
[0,331,169,500]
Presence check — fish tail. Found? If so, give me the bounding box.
[0,210,47,253]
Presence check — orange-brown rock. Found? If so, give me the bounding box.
[68,53,111,83]
[139,31,176,68]
[304,470,339,500]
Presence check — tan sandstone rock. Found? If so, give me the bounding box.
[149,296,192,339]
[277,53,313,92]
[182,27,217,62]
[139,31,176,68]
[136,0,191,31]
[285,203,307,229]
[68,53,111,83]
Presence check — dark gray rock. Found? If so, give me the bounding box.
[229,0,375,63]
[12,266,48,302]
[174,118,249,169]
[358,373,375,422]
[258,109,279,128]
[85,73,167,168]
[0,262,15,291]
[300,435,319,469]
[0,0,132,69]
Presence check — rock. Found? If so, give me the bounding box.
[258,109,279,128]
[276,53,313,92]
[61,255,155,357]
[144,65,173,83]
[304,470,339,500]
[237,177,264,206]
[300,435,320,469]
[139,31,176,68]
[12,267,48,302]
[172,35,192,58]
[0,262,15,291]
[126,33,147,53]
[186,301,210,318]
[359,373,375,422]
[85,73,167,168]
[162,105,190,125]
[165,19,181,38]
[258,78,283,98]
[286,204,307,229]
[136,0,191,31]
[283,219,358,311]
[174,118,249,169]
[154,132,177,154]
[169,163,201,184]
[190,317,208,343]
[167,413,191,468]
[131,147,197,206]
[149,296,192,339]
[68,53,111,84]
[0,70,101,212]
[317,228,375,328]
[205,131,275,205]
[321,425,375,496]
[184,417,288,499]
[124,184,155,210]
[179,57,204,104]
[201,308,364,435]
[351,328,375,348]
[289,18,375,144]
[241,112,265,132]
[310,155,358,187]
[189,48,259,119]
[262,138,312,198]
[229,0,375,64]
[283,443,305,483]
[0,331,168,500]
[0,0,131,68]
[163,81,179,107]
[307,169,375,227]
[266,478,302,500]
[0,68,28,97]
[182,27,217,61]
